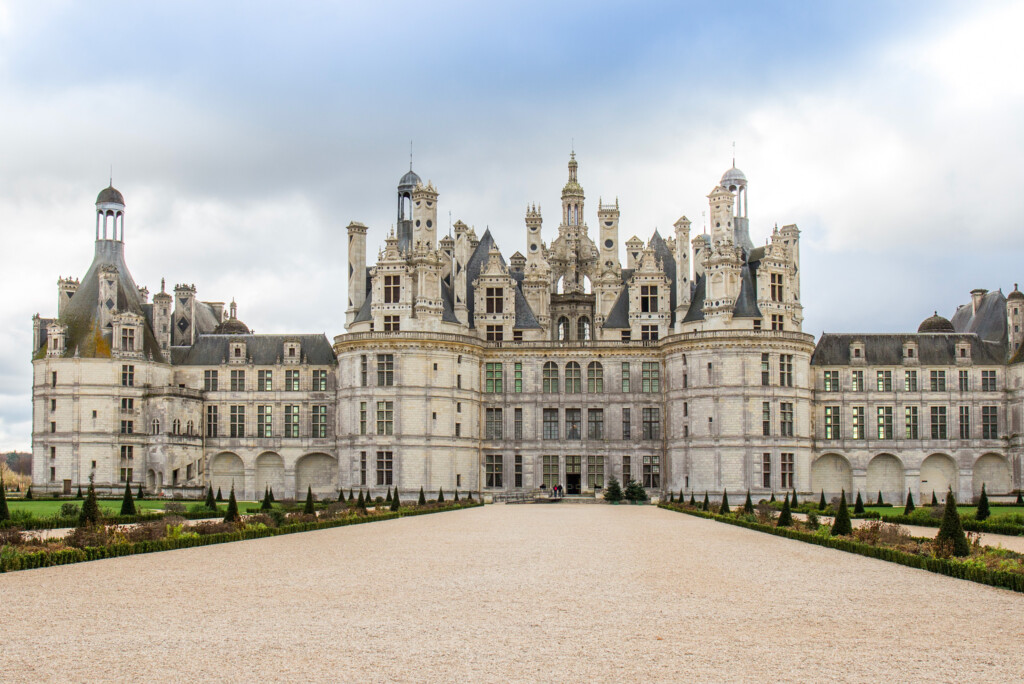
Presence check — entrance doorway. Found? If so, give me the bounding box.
[566,473,581,495]
[566,455,581,494]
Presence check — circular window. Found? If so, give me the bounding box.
[605,260,613,267]
[530,244,538,251]
[604,239,613,249]
[426,220,432,228]
[415,220,421,227]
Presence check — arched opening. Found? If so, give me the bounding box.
[920,453,957,503]
[147,469,156,490]
[542,361,559,392]
[296,453,337,499]
[577,316,591,341]
[557,316,570,341]
[556,276,565,295]
[587,361,603,393]
[256,452,285,497]
[973,453,1011,497]
[210,452,244,497]
[811,453,853,500]
[866,453,904,502]
[151,419,160,434]
[582,274,592,294]
[565,361,581,393]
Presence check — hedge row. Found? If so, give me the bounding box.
[868,513,1024,537]
[0,502,483,573]
[1,509,234,531]
[658,504,1024,593]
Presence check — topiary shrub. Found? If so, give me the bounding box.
[1017,490,1023,505]
[931,491,938,506]
[216,487,224,502]
[904,489,915,516]
[223,486,240,523]
[689,492,696,507]
[25,486,32,500]
[777,492,793,528]
[348,488,354,502]
[831,490,852,536]
[78,482,101,527]
[668,491,674,503]
[467,491,474,502]
[0,475,9,522]
[818,490,827,511]
[679,488,684,503]
[743,490,754,515]
[876,490,883,506]
[437,488,445,504]
[338,489,346,503]
[261,486,273,512]
[936,489,970,557]
[418,487,426,506]
[137,483,145,501]
[76,485,83,499]
[357,490,368,513]
[304,486,315,515]
[453,489,460,502]
[854,491,865,515]
[603,476,623,503]
[205,486,216,510]
[120,481,136,516]
[385,487,392,503]
[702,491,710,511]
[791,490,799,507]
[718,490,730,515]
[976,483,990,522]
[769,491,775,503]
[390,488,401,511]
[268,487,275,503]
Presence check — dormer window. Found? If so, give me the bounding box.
[770,273,783,302]
[284,341,301,361]
[383,275,400,304]
[121,327,135,352]
[849,342,865,363]
[485,287,504,314]
[234,347,241,358]
[229,341,246,362]
[640,285,658,313]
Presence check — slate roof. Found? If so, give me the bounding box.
[682,274,706,323]
[464,228,541,329]
[811,333,1006,366]
[732,263,762,318]
[602,269,634,329]
[170,334,336,366]
[951,290,1007,344]
[353,268,373,323]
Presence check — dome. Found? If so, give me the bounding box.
[1008,284,1024,301]
[720,166,747,189]
[96,185,125,205]
[214,317,250,335]
[918,312,955,333]
[398,169,421,189]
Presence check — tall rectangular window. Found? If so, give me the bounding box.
[257,405,273,437]
[824,406,840,440]
[565,363,582,393]
[622,455,631,484]
[852,406,865,440]
[383,275,400,304]
[905,406,919,439]
[377,354,394,386]
[485,287,504,314]
[823,371,839,392]
[485,408,503,440]
[780,453,794,489]
[229,405,245,438]
[761,453,772,489]
[761,354,770,386]
[771,314,784,331]
[982,370,997,392]
[877,406,893,439]
[565,408,581,440]
[204,370,218,391]
[360,355,368,387]
[640,285,658,312]
[514,362,523,393]
[621,362,631,392]
[642,455,660,488]
[622,408,631,440]
[514,408,523,440]
[929,370,946,392]
[206,405,218,437]
[376,451,393,486]
[121,327,135,351]
[514,454,523,488]
[930,406,947,439]
[313,370,328,391]
[360,451,367,486]
[587,363,604,393]
[982,406,998,439]
[285,370,300,391]
[762,402,771,436]
[257,370,273,391]
[877,370,892,392]
[485,363,503,393]
[851,370,864,392]
[588,408,604,440]
[121,364,135,387]
[312,405,327,438]
[485,324,502,341]
[779,355,793,387]
[642,407,660,440]
[119,445,134,483]
[542,455,559,488]
[641,362,660,393]
[284,405,299,438]
[485,454,503,487]
[543,409,559,440]
[120,420,133,434]
[543,363,559,393]
[376,401,393,436]
[959,369,969,391]
[587,455,604,489]
[230,370,245,391]
[904,370,918,392]
[959,406,970,439]
[779,403,794,437]
[769,273,784,302]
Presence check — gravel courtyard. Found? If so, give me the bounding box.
[1,504,1021,682]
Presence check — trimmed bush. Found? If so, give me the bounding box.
[937,489,970,557]
[831,490,852,536]
[467,491,474,502]
[119,481,137,516]
[348,488,354,502]
[385,487,393,503]
[719,490,730,515]
[818,490,827,511]
[390,488,401,511]
[791,490,799,507]
[777,492,793,528]
[702,491,710,511]
[223,486,240,523]
[604,476,623,503]
[76,486,83,500]
[1017,491,1024,505]
[338,489,345,503]
[261,486,273,512]
[769,491,776,503]
[304,486,315,515]
[418,487,426,506]
[854,491,865,515]
[437,488,445,504]
[79,483,101,527]
[357,490,368,513]
[205,486,216,510]
[216,487,224,502]
[453,489,460,503]
[0,475,9,522]
[976,483,990,522]
[137,483,145,501]
[25,486,32,500]
[743,490,754,515]
[876,490,883,506]
[679,489,684,503]
[268,487,275,503]
[624,480,647,502]
[931,491,938,506]
[689,492,696,507]
[904,489,915,516]
[668,492,675,503]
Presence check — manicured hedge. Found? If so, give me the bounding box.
[0,509,232,531]
[0,502,483,573]
[867,513,1024,537]
[658,503,1024,593]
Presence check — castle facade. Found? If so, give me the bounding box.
[31,157,1023,502]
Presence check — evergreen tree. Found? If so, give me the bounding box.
[679,488,685,503]
[304,486,315,515]
[603,476,623,503]
[976,483,990,522]
[418,487,427,506]
[119,481,136,516]
[790,490,799,507]
[777,492,793,528]
[831,490,852,536]
[137,483,144,501]
[453,489,460,502]
[876,490,883,506]
[668,491,675,503]
[338,489,345,503]
[216,487,224,502]
[854,491,865,515]
[348,488,354,502]
[931,491,938,506]
[268,487,275,503]
[223,486,240,523]
[743,490,754,515]
[467,491,474,502]
[437,488,445,503]
[702,491,710,511]
[25,486,32,500]
[1017,490,1023,505]
[624,479,648,502]
[718,490,730,515]
[385,487,392,503]
[79,482,101,527]
[261,486,273,511]
[689,492,696,507]
[76,485,83,499]
[936,489,970,556]
[769,491,776,503]
[390,488,401,511]
[904,489,915,516]
[357,490,368,513]
[205,486,216,510]
[818,490,827,510]
[0,475,9,523]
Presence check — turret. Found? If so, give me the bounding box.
[1008,285,1024,357]
[708,185,735,247]
[597,198,621,275]
[396,168,421,254]
[411,182,439,252]
[692,234,709,279]
[153,279,172,353]
[346,221,368,327]
[452,220,470,322]
[674,216,691,326]
[525,205,544,265]
[97,264,118,330]
[625,236,644,269]
[95,185,125,242]
[57,277,78,319]
[173,283,197,346]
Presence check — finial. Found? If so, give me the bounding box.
[160,278,165,293]
[109,164,113,187]
[410,140,413,171]
[731,141,736,168]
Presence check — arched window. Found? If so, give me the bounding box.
[577,316,591,341]
[151,419,160,434]
[186,420,194,435]
[557,316,570,341]
[543,362,559,393]
[565,362,582,393]
[588,362,604,393]
[172,418,181,435]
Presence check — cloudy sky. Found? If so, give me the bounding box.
[2,0,1023,450]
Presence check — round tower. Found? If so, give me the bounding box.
[95,185,125,241]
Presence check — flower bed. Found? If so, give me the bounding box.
[0,501,482,573]
[659,502,1024,593]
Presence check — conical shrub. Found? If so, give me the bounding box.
[261,486,273,511]
[268,487,275,503]
[78,482,101,526]
[137,483,144,501]
[25,486,32,500]
[437,488,445,503]
[790,490,799,508]
[668,491,675,503]
[76,485,83,499]
[0,475,9,523]
[904,489,915,515]
[876,490,883,506]
[936,489,970,556]
[357,490,367,513]
[718,490,730,515]
[390,488,401,511]
[702,491,710,511]
[304,486,315,515]
[976,483,990,521]
[777,492,793,528]
[818,490,827,510]
[348,488,354,502]
[467,491,474,502]
[205,486,216,510]
[689,492,696,507]
[418,487,426,506]
[1016,490,1023,505]
[603,476,623,503]
[854,491,865,515]
[453,489,460,502]
[931,491,938,506]
[119,481,136,516]
[769,492,776,503]
[385,487,392,503]
[743,490,754,515]
[338,489,345,503]
[223,486,240,523]
[831,490,852,536]
[216,487,223,502]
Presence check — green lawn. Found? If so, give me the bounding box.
[865,505,1022,519]
[5,499,257,519]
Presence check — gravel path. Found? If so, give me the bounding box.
[1,504,1022,682]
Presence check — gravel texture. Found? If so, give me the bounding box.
[1,504,1022,682]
